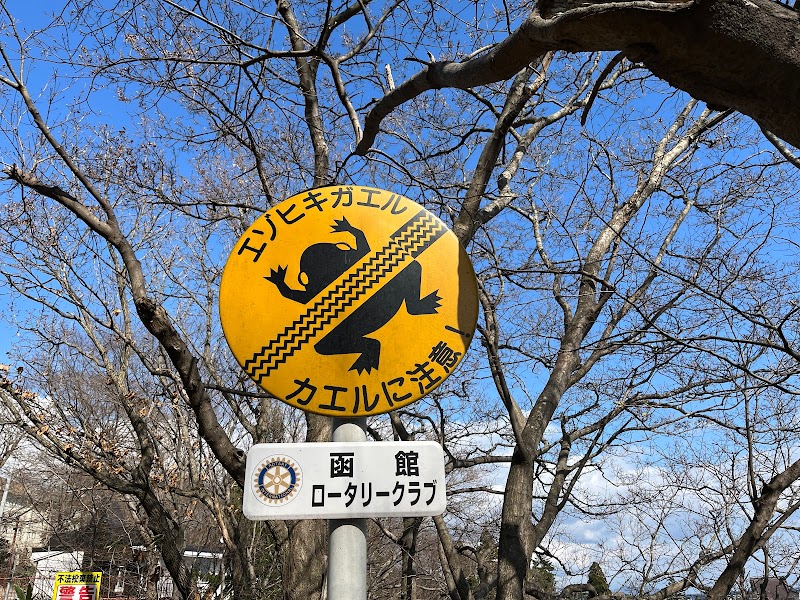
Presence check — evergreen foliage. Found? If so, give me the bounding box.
[588,562,610,596]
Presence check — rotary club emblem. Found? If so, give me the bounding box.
[253,455,302,505]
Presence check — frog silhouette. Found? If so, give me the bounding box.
[265,216,441,373]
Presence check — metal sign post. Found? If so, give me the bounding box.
[327,417,367,600]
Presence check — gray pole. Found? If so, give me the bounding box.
[327,417,367,600]
[0,475,12,600]
[0,474,10,523]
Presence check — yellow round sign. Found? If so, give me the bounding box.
[219,185,478,416]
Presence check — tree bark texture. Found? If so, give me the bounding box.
[283,413,331,600]
[400,517,420,600]
[138,489,197,600]
[497,451,536,600]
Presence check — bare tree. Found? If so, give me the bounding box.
[372,42,800,600]
[3,5,800,600]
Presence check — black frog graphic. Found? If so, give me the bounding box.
[265,216,441,374]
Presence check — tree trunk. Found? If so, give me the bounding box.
[229,515,261,600]
[284,413,331,600]
[139,489,197,600]
[401,517,421,600]
[497,449,535,600]
[284,520,328,600]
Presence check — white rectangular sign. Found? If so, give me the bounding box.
[243,441,446,520]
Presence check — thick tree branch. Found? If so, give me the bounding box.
[356,0,800,152]
[706,458,800,600]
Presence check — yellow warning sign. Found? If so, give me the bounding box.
[52,572,101,600]
[220,186,478,416]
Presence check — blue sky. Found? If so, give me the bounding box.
[0,4,59,362]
